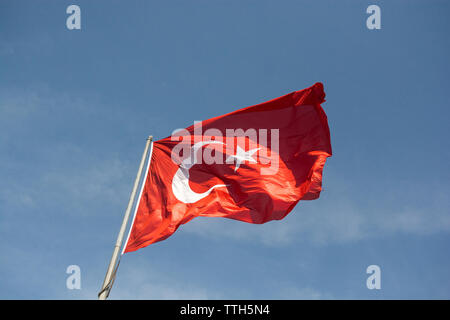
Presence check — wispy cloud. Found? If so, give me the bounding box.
[181,174,450,246]
[0,86,136,217]
[277,286,330,300]
[110,265,213,300]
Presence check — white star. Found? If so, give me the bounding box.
[226,146,260,172]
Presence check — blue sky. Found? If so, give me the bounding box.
[0,0,449,299]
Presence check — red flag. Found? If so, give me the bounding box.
[123,83,332,253]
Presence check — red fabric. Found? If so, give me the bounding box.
[123,82,332,253]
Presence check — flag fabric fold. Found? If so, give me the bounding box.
[123,82,332,253]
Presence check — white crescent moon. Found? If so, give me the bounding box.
[171,141,228,204]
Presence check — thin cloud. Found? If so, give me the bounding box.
[181,174,450,246]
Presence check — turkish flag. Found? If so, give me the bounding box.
[123,83,332,253]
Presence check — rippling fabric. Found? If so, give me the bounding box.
[123,82,332,253]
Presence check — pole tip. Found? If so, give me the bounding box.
[147,135,153,141]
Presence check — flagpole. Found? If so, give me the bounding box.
[98,135,153,300]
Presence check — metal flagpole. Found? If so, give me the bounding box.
[98,135,153,300]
